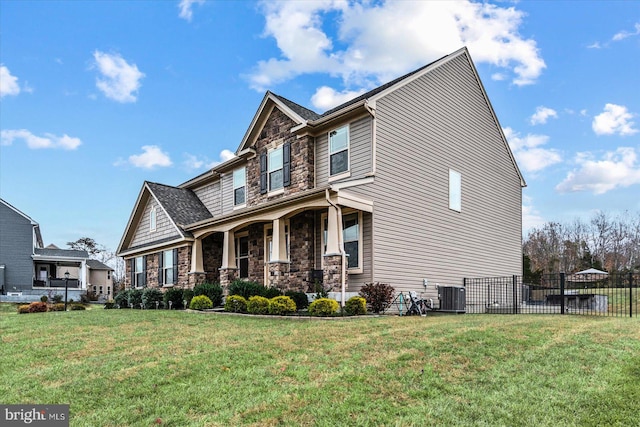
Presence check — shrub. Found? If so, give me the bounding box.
[70,304,86,311]
[247,296,270,315]
[285,290,309,310]
[308,298,339,316]
[50,303,66,312]
[114,290,129,308]
[189,295,213,310]
[51,294,63,304]
[103,300,115,309]
[17,305,30,314]
[345,296,367,316]
[228,280,265,299]
[128,289,143,309]
[163,287,184,309]
[193,282,223,307]
[40,295,48,303]
[183,289,194,308]
[268,296,297,315]
[224,295,247,313]
[263,287,283,299]
[359,282,395,313]
[142,288,164,309]
[28,302,48,313]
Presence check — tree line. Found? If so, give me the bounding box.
[523,211,640,275]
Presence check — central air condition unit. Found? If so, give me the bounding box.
[438,286,466,313]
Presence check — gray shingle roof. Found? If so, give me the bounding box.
[146,182,213,229]
[271,92,321,121]
[34,248,89,258]
[86,259,113,270]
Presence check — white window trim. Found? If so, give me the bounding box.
[235,231,250,279]
[328,125,350,177]
[267,145,284,195]
[149,206,157,232]
[233,167,247,209]
[320,209,363,274]
[134,256,145,289]
[162,249,175,286]
[449,169,462,212]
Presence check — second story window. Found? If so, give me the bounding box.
[233,167,246,206]
[260,142,291,195]
[268,146,283,191]
[329,125,349,176]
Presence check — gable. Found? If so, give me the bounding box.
[129,196,180,249]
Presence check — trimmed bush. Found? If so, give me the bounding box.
[163,287,184,309]
[268,296,297,315]
[40,295,48,303]
[183,289,194,308]
[128,289,143,309]
[142,288,164,309]
[224,295,247,313]
[247,296,270,315]
[263,287,283,299]
[51,294,63,304]
[228,280,265,299]
[359,282,395,313]
[285,290,309,310]
[114,290,129,308]
[50,303,66,312]
[28,302,48,313]
[345,296,367,316]
[70,304,86,311]
[308,298,339,316]
[193,282,223,307]
[189,295,213,310]
[17,305,30,314]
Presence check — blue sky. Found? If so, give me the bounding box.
[1,0,639,254]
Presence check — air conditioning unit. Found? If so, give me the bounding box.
[438,286,466,313]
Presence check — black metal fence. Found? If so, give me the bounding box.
[464,272,639,318]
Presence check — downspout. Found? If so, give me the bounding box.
[325,189,347,307]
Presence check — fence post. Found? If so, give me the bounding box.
[513,275,518,314]
[560,273,565,315]
[630,272,634,318]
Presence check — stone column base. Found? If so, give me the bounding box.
[219,268,238,295]
[267,262,290,290]
[323,254,347,291]
[188,272,206,288]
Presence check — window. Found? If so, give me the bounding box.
[235,235,249,279]
[107,271,111,280]
[150,207,157,232]
[449,169,461,212]
[329,125,349,176]
[162,250,175,285]
[99,286,103,294]
[268,146,283,191]
[322,211,363,272]
[134,256,145,288]
[233,167,246,206]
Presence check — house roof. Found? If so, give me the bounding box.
[86,259,113,270]
[34,248,88,259]
[146,182,213,227]
[270,93,321,121]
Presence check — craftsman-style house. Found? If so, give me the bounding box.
[117,47,525,302]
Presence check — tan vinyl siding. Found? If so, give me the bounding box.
[130,198,178,247]
[367,53,522,301]
[220,173,234,215]
[316,116,373,185]
[193,181,222,217]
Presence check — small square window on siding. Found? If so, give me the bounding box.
[449,169,462,212]
[329,125,349,176]
[233,167,246,206]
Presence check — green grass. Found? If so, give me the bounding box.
[1,307,639,426]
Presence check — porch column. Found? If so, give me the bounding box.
[188,238,206,287]
[268,217,290,290]
[80,260,87,289]
[323,205,347,292]
[219,230,238,292]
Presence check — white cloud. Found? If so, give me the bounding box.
[592,104,637,136]
[310,86,367,110]
[128,145,172,169]
[612,22,640,41]
[1,129,81,150]
[522,195,546,232]
[178,0,205,22]
[556,147,640,194]
[503,127,562,174]
[0,65,21,97]
[587,42,602,49]
[529,106,558,125]
[92,51,145,103]
[182,149,235,171]
[250,1,545,93]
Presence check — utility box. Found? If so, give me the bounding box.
[439,286,466,313]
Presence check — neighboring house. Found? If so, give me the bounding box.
[0,199,113,302]
[117,47,525,304]
[87,259,115,301]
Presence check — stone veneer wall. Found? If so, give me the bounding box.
[323,254,347,291]
[202,233,223,283]
[287,211,315,292]
[176,246,191,288]
[246,108,314,207]
[247,224,265,284]
[146,253,159,287]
